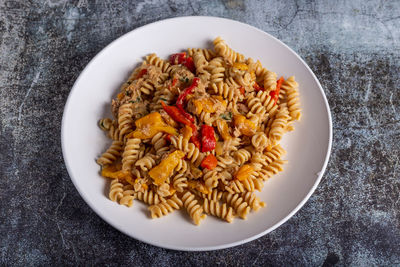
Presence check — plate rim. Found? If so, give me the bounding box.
[61,15,333,251]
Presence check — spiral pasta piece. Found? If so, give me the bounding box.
[233,148,252,165]
[251,132,270,152]
[264,144,286,164]
[97,140,124,166]
[263,70,277,92]
[283,76,301,121]
[119,185,136,207]
[100,119,121,141]
[207,57,225,85]
[109,179,124,202]
[194,188,223,202]
[136,188,166,205]
[255,90,279,118]
[223,192,250,219]
[174,158,189,174]
[225,175,262,194]
[240,192,266,211]
[203,199,234,223]
[139,79,157,95]
[150,132,169,156]
[216,155,234,169]
[145,53,172,74]
[172,173,188,192]
[148,194,183,218]
[229,67,252,87]
[198,110,214,125]
[268,106,290,144]
[151,88,174,112]
[122,138,141,171]
[135,154,156,171]
[247,58,268,84]
[99,118,113,131]
[187,48,216,61]
[186,143,205,167]
[156,183,171,198]
[193,51,210,82]
[181,191,206,225]
[213,37,245,64]
[211,82,238,102]
[203,169,219,190]
[118,103,135,140]
[170,135,189,152]
[246,93,267,122]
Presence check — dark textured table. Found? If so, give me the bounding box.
[1,0,399,265]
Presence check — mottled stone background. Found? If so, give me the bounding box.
[0,0,399,265]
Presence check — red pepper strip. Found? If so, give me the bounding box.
[201,125,216,152]
[269,76,284,104]
[136,69,147,79]
[171,78,177,87]
[190,134,201,149]
[169,52,195,73]
[201,154,218,170]
[239,86,245,95]
[183,56,195,73]
[175,77,200,123]
[170,52,187,65]
[177,106,194,123]
[161,101,201,148]
[164,134,172,142]
[253,82,264,92]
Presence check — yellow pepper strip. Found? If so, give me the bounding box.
[101,167,131,180]
[129,112,178,139]
[233,115,256,136]
[117,92,125,100]
[193,96,227,115]
[193,99,204,114]
[213,95,227,108]
[233,62,248,71]
[193,98,214,114]
[188,180,209,194]
[149,150,185,185]
[216,119,232,141]
[250,71,256,81]
[215,141,224,156]
[182,125,192,142]
[235,164,254,181]
[189,163,203,179]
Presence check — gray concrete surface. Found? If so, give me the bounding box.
[0,0,399,265]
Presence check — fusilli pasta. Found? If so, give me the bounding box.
[96,37,301,225]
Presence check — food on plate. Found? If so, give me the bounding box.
[96,37,301,225]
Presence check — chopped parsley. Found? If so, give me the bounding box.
[220,112,233,121]
[129,96,141,104]
[179,76,189,83]
[159,97,168,101]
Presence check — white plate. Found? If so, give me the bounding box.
[62,16,332,251]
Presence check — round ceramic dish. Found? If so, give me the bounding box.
[61,16,332,251]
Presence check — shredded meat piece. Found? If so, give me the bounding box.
[111,99,120,118]
[132,101,149,119]
[146,65,163,82]
[172,66,194,82]
[237,103,248,114]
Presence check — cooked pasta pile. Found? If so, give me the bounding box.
[97,37,301,225]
